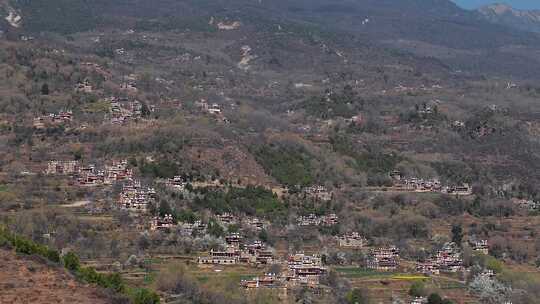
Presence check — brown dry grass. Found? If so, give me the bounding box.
[0,249,112,304]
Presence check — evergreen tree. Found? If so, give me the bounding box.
[41,83,49,95]
[427,293,443,304]
[451,224,464,245]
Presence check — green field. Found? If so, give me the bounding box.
[334,267,397,278]
[334,267,429,281]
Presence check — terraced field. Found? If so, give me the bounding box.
[335,266,477,303]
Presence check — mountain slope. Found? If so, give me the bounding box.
[0,249,114,304]
[3,0,540,79]
[258,0,539,49]
[477,3,540,33]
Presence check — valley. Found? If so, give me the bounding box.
[0,1,539,304]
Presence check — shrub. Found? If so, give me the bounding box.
[485,256,503,274]
[330,134,401,177]
[102,273,125,293]
[193,186,285,219]
[259,229,269,243]
[409,281,426,297]
[139,159,179,179]
[451,224,463,245]
[133,288,160,304]
[77,266,125,292]
[206,219,224,238]
[176,209,198,224]
[302,86,360,119]
[346,289,369,304]
[41,83,49,95]
[346,288,370,304]
[78,267,101,284]
[63,251,80,272]
[13,237,34,255]
[427,293,443,304]
[254,144,315,186]
[45,249,61,263]
[472,254,503,274]
[0,235,8,248]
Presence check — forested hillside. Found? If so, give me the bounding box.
[0,0,540,303]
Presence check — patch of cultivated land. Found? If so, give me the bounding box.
[335,267,477,304]
[0,249,111,304]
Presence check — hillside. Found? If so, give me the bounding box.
[0,249,113,304]
[0,0,540,303]
[2,0,540,78]
[477,3,540,33]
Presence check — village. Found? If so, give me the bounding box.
[1,8,539,302]
[388,171,473,196]
[45,159,134,186]
[118,198,497,304]
[40,152,505,302]
[33,110,74,130]
[16,68,530,302]
[22,82,528,304]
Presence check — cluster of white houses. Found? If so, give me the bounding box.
[390,171,472,195]
[195,99,230,123]
[196,100,222,115]
[163,176,225,193]
[285,253,327,287]
[181,221,208,235]
[165,176,187,191]
[149,215,208,235]
[33,110,73,130]
[118,179,156,212]
[216,212,237,225]
[469,238,489,255]
[120,80,138,93]
[336,232,367,248]
[513,199,540,212]
[240,273,281,290]
[302,185,332,201]
[411,297,428,304]
[75,79,93,93]
[297,213,338,227]
[216,213,268,231]
[416,242,463,275]
[45,160,133,186]
[45,160,80,175]
[107,97,153,124]
[367,246,400,271]
[240,252,327,290]
[46,159,158,212]
[198,234,275,266]
[416,239,489,275]
[150,214,175,231]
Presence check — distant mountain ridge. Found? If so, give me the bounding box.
[3,0,540,78]
[476,3,540,33]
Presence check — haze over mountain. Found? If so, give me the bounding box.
[453,0,540,10]
[3,0,540,78]
[476,3,540,33]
